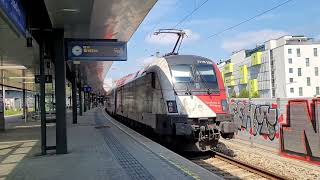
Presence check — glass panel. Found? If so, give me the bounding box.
[195,64,217,83]
[171,65,192,83]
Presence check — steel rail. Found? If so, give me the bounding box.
[212,151,288,180]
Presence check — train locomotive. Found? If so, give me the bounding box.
[106,55,236,151]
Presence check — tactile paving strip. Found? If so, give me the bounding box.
[95,114,155,180]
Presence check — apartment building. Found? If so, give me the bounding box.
[218,35,320,98]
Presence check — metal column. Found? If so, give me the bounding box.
[53,29,67,154]
[0,56,5,131]
[71,64,77,124]
[34,94,37,112]
[83,92,86,112]
[39,40,46,155]
[88,93,91,110]
[78,82,83,116]
[22,89,27,122]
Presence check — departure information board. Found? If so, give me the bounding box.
[65,39,127,61]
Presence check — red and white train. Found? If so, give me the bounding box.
[106,55,236,151]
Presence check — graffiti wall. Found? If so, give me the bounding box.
[281,99,320,164]
[229,98,320,164]
[229,99,281,148]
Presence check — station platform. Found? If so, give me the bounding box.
[0,108,221,180]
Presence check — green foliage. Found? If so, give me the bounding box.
[5,109,23,116]
[251,91,260,98]
[230,90,237,98]
[238,89,249,98]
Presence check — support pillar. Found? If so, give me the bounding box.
[78,82,83,116]
[23,89,27,122]
[0,56,5,131]
[39,39,46,155]
[34,94,37,112]
[53,29,67,154]
[88,93,91,110]
[83,91,86,112]
[71,64,77,124]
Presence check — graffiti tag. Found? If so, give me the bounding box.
[281,99,320,162]
[229,101,279,141]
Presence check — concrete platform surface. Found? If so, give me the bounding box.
[0,108,221,180]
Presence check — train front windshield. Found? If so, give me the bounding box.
[170,63,219,94]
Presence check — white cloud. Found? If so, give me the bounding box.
[222,29,288,52]
[135,56,156,66]
[145,29,200,46]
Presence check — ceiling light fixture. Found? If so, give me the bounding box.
[8,76,35,79]
[0,66,27,70]
[61,8,80,13]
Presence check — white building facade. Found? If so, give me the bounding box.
[218,35,320,98]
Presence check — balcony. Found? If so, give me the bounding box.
[239,65,248,84]
[225,75,236,86]
[224,63,234,74]
[251,52,262,66]
[249,79,259,95]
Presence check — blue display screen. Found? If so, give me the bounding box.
[66,39,127,61]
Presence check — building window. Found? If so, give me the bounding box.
[306,58,310,67]
[299,87,303,96]
[290,88,294,93]
[288,58,292,64]
[272,89,275,98]
[289,78,293,83]
[307,77,311,86]
[297,48,301,57]
[289,68,293,73]
[315,67,319,76]
[314,48,318,57]
[298,68,302,76]
[317,87,320,95]
[288,48,292,54]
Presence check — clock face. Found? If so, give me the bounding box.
[72,45,83,56]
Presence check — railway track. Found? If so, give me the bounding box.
[190,151,288,180]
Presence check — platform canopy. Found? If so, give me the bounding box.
[44,0,157,94]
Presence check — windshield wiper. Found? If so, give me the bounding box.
[193,64,213,95]
[185,80,192,95]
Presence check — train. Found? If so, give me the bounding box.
[105,54,236,151]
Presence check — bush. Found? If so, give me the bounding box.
[230,91,237,98]
[238,89,249,98]
[251,91,260,98]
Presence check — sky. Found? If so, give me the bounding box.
[106,0,320,82]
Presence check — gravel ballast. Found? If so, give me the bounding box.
[210,139,320,180]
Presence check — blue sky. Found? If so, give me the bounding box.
[106,0,320,81]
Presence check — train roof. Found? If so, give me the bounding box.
[164,55,214,65]
[109,55,216,91]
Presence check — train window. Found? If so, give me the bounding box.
[195,64,217,83]
[171,64,193,82]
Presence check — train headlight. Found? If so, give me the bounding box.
[167,100,178,113]
[221,100,228,112]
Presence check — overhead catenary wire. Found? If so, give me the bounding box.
[173,0,210,28]
[206,0,294,39]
